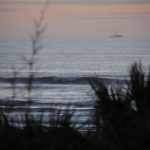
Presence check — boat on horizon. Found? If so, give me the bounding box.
[110,32,123,38]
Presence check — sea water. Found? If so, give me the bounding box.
[0,33,150,127]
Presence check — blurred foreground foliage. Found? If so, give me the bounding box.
[0,63,150,150]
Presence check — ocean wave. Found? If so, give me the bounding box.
[0,76,127,84]
[0,98,94,108]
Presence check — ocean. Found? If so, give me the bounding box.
[0,33,150,127]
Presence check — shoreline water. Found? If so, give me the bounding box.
[0,75,127,129]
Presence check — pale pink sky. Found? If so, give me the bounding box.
[0,2,150,35]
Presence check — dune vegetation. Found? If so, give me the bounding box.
[0,63,150,150]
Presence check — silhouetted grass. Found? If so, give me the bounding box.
[89,63,150,150]
[0,63,150,150]
[0,107,88,150]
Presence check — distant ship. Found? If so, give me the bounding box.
[110,32,123,38]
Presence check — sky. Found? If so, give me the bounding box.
[0,0,150,35]
[0,0,150,4]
